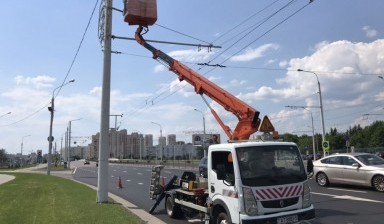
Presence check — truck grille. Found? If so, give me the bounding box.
[261,197,299,208]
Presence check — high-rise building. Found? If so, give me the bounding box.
[167,134,176,145]
[127,132,144,159]
[144,134,153,147]
[88,130,200,160]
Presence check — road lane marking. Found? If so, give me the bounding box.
[312,192,384,203]
[327,187,367,193]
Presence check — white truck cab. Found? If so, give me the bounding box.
[207,141,315,224]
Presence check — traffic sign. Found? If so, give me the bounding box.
[322,141,330,152]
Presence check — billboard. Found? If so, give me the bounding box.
[192,134,220,146]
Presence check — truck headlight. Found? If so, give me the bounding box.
[243,187,258,216]
[302,182,311,208]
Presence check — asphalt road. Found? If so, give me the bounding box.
[72,161,384,224]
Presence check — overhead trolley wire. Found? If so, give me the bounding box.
[118,1,315,123]
[1,0,99,127]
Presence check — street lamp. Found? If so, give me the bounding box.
[131,130,143,161]
[151,121,163,161]
[109,114,123,159]
[47,79,75,175]
[0,112,11,119]
[194,108,207,157]
[297,69,326,157]
[286,106,316,160]
[67,118,81,169]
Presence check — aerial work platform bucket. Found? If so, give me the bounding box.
[123,0,157,26]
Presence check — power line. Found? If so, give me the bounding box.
[2,1,99,128]
[56,0,99,98]
[118,1,315,125]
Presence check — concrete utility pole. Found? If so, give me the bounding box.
[97,0,112,203]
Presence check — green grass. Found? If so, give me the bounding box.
[0,173,145,224]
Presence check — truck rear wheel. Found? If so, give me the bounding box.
[165,196,183,218]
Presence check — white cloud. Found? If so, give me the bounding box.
[90,86,102,95]
[229,79,247,87]
[154,64,165,73]
[15,75,55,89]
[362,26,378,38]
[169,78,195,98]
[230,43,279,62]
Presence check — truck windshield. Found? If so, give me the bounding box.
[236,145,307,187]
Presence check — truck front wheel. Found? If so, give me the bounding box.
[165,196,183,218]
[216,211,231,224]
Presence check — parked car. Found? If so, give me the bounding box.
[84,159,90,165]
[198,156,207,178]
[312,153,384,192]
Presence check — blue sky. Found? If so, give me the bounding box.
[1,0,384,155]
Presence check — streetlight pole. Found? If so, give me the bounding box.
[194,108,207,157]
[0,111,11,119]
[109,114,123,159]
[21,134,31,166]
[21,135,31,155]
[297,69,326,157]
[67,118,81,169]
[151,121,163,161]
[286,106,316,160]
[47,79,75,175]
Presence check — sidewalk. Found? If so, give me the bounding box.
[0,174,15,185]
[0,164,166,224]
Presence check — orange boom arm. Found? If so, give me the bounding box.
[135,26,266,140]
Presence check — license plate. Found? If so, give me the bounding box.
[277,215,298,224]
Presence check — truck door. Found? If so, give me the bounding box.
[209,151,239,222]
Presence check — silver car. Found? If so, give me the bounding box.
[313,153,384,192]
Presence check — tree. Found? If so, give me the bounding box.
[0,148,8,166]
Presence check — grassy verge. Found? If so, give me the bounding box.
[0,173,144,224]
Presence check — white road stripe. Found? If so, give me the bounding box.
[311,192,384,203]
[327,187,367,193]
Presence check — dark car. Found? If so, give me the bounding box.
[376,152,384,159]
[84,159,90,165]
[199,156,207,178]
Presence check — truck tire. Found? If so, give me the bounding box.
[165,196,183,218]
[216,211,231,224]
